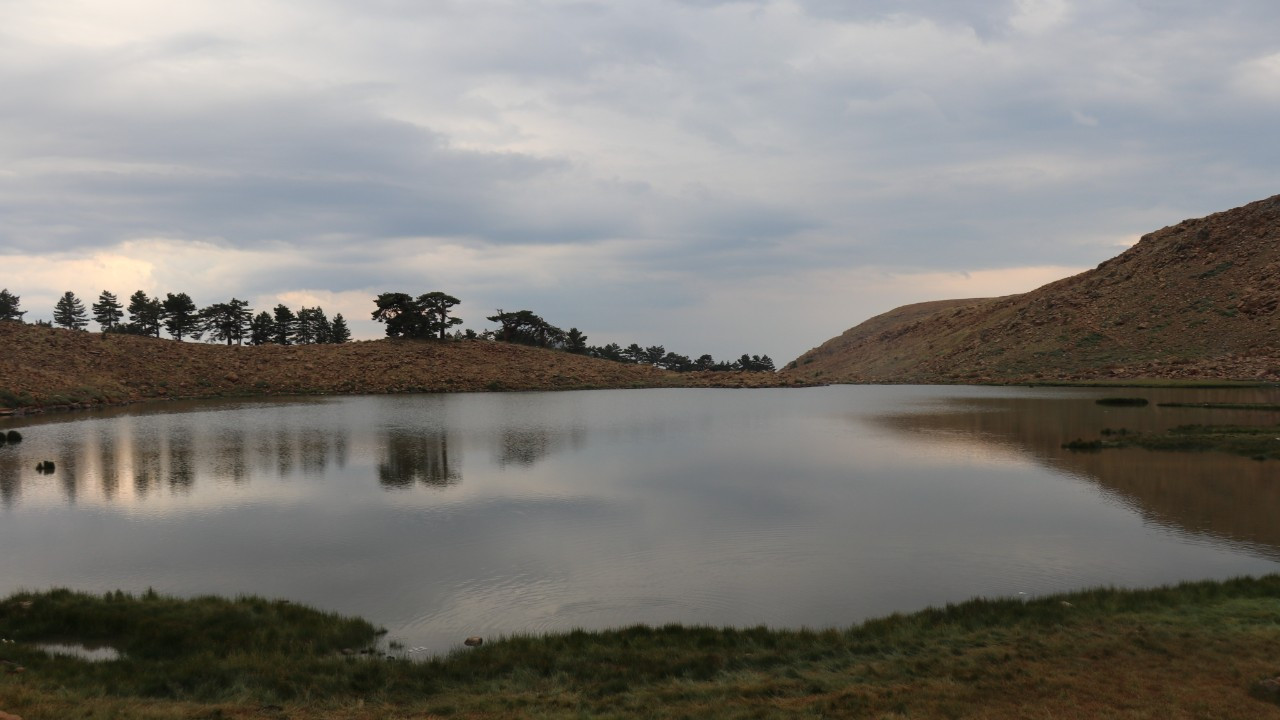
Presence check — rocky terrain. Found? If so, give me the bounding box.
[784,194,1280,385]
[0,322,788,412]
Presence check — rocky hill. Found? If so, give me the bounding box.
[784,194,1280,384]
[0,322,786,413]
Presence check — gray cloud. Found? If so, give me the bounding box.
[2,0,1279,360]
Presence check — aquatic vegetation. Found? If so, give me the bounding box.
[1094,397,1150,406]
[1063,424,1280,460]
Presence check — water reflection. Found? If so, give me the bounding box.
[0,452,18,507]
[378,430,459,489]
[874,390,1280,558]
[0,405,355,506]
[1,388,1278,657]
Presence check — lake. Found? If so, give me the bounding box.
[2,385,1278,655]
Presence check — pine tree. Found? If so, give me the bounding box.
[249,311,274,346]
[295,307,324,344]
[0,289,25,322]
[329,314,351,344]
[52,291,89,330]
[199,298,251,345]
[127,291,163,337]
[91,290,124,330]
[419,292,462,339]
[272,304,296,345]
[162,292,199,341]
[565,328,588,354]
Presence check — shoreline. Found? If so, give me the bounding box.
[3,577,1280,718]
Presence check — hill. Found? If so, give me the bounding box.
[784,194,1280,384]
[0,322,785,412]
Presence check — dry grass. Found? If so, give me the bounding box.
[0,322,789,412]
[784,194,1280,385]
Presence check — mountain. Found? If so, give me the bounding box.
[784,194,1280,384]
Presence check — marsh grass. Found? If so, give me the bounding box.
[4,578,1280,718]
[1157,402,1280,411]
[1065,424,1280,460]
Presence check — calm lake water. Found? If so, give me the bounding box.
[2,386,1279,654]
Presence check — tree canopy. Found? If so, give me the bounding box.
[92,290,124,330]
[53,291,89,330]
[126,291,163,337]
[200,299,252,345]
[487,309,566,347]
[162,292,200,341]
[0,289,26,322]
[372,292,463,340]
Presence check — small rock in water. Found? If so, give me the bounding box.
[464,636,484,647]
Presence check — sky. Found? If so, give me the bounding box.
[3,0,1279,363]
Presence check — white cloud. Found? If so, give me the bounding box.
[1008,0,1069,36]
[1231,51,1280,103]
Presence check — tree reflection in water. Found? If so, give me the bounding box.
[378,430,460,489]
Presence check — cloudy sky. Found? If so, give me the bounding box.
[3,0,1279,362]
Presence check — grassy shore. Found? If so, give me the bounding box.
[3,579,1280,719]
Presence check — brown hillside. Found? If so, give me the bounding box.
[0,323,785,413]
[785,194,1280,384]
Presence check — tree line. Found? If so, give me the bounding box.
[373,292,775,372]
[0,288,349,346]
[1,286,775,371]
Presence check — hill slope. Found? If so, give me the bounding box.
[784,194,1280,384]
[0,323,783,412]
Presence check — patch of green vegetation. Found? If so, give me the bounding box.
[1158,402,1280,411]
[1029,378,1276,389]
[1075,332,1106,347]
[1198,261,1235,279]
[1095,397,1149,407]
[4,578,1280,718]
[1063,424,1280,460]
[1190,297,1218,314]
[0,589,380,703]
[0,389,36,408]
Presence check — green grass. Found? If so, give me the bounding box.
[1021,378,1277,389]
[1157,402,1280,411]
[1063,424,1280,460]
[4,580,1280,718]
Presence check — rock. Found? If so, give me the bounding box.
[464,636,484,647]
[0,710,24,720]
